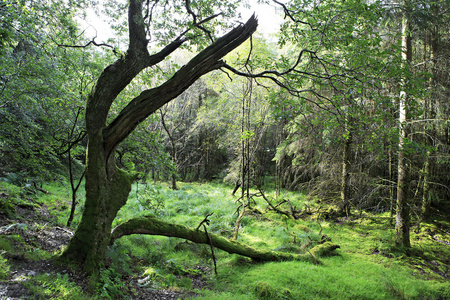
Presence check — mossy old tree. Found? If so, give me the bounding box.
[60,0,259,273]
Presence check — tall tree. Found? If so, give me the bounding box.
[394,0,413,248]
[60,0,257,274]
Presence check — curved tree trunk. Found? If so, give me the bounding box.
[60,0,258,275]
[111,215,340,262]
[61,131,138,274]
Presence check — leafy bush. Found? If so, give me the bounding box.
[24,273,87,299]
[98,267,128,299]
[97,244,133,299]
[0,192,16,217]
[0,181,31,217]
[0,252,10,279]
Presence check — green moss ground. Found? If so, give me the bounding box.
[0,180,448,299]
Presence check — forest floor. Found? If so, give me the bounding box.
[0,181,449,299]
[0,204,205,299]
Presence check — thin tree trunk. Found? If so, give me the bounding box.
[421,11,438,221]
[395,0,412,248]
[389,146,394,221]
[421,151,431,219]
[234,80,252,239]
[67,150,85,227]
[339,119,352,217]
[160,110,178,190]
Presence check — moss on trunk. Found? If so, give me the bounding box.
[60,130,137,274]
[111,215,340,263]
[60,2,258,276]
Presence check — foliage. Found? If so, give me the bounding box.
[23,273,89,300]
[111,181,449,299]
[0,251,9,280]
[267,0,446,221]
[97,266,128,299]
[0,0,103,182]
[0,181,38,217]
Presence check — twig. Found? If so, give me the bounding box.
[33,182,50,194]
[52,36,121,56]
[233,201,246,240]
[196,213,213,231]
[55,227,74,236]
[203,224,218,275]
[258,188,292,218]
[284,219,297,243]
[195,212,218,275]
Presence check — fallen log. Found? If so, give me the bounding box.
[110,215,339,263]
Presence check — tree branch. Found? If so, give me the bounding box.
[53,37,118,54]
[85,0,186,133]
[128,0,149,54]
[110,215,339,262]
[103,14,258,155]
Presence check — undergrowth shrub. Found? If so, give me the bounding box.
[139,265,193,290]
[24,273,86,299]
[0,181,32,217]
[134,183,165,213]
[0,252,10,279]
[98,267,128,299]
[97,244,133,299]
[0,193,15,217]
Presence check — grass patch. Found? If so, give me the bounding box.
[4,179,448,299]
[108,181,450,299]
[202,257,448,300]
[23,273,91,300]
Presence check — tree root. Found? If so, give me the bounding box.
[110,215,339,263]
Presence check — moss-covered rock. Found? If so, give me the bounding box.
[310,242,340,257]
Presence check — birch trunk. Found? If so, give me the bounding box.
[395,0,412,248]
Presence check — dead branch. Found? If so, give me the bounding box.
[111,215,340,262]
[196,213,213,231]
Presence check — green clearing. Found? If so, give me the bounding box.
[0,180,449,299]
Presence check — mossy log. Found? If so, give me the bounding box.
[111,216,339,263]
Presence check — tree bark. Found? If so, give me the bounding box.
[421,151,431,219]
[395,0,412,248]
[159,110,178,190]
[61,131,138,274]
[421,7,438,221]
[339,118,352,217]
[111,215,339,262]
[60,0,258,274]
